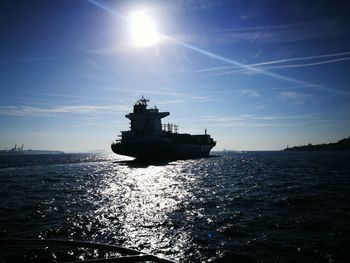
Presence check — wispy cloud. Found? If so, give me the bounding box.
[86,59,105,71]
[0,56,68,63]
[29,132,54,138]
[69,117,124,128]
[0,104,129,117]
[187,19,349,45]
[155,95,215,105]
[240,89,260,97]
[172,0,232,10]
[279,91,311,105]
[13,90,125,104]
[254,104,266,110]
[84,44,130,55]
[198,113,322,127]
[85,35,170,55]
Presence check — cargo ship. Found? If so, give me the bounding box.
[111,97,216,160]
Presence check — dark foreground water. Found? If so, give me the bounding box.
[0,151,349,262]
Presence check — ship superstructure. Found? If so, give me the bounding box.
[111,97,216,160]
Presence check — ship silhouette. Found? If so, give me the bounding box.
[111,97,216,160]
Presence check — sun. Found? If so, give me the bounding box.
[129,10,160,47]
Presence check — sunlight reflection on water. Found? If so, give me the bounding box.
[90,160,197,258]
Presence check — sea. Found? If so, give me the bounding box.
[0,151,349,262]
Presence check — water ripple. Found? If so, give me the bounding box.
[0,152,350,262]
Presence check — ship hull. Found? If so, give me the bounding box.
[111,141,214,161]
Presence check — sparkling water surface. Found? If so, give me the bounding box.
[0,152,350,262]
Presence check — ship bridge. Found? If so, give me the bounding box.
[125,97,169,137]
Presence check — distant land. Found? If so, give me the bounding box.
[0,150,64,155]
[284,137,350,151]
[0,145,64,155]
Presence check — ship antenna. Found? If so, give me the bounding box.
[137,95,150,106]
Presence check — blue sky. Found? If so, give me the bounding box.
[1,0,350,151]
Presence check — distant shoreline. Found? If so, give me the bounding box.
[0,150,64,155]
[284,137,350,151]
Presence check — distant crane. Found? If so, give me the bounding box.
[10,144,24,152]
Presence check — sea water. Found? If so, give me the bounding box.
[0,151,349,262]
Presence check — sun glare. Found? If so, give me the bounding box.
[129,10,160,47]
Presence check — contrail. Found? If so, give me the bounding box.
[197,51,350,73]
[87,0,125,19]
[212,56,350,75]
[262,56,350,69]
[170,38,319,87]
[252,51,350,67]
